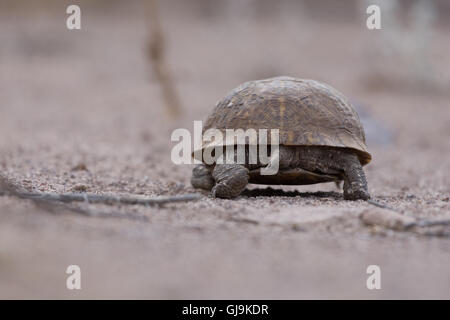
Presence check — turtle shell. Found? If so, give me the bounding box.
[195,76,371,166]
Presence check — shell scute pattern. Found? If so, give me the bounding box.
[200,77,371,165]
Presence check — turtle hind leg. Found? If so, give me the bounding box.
[342,154,370,200]
[211,164,249,199]
[191,164,215,191]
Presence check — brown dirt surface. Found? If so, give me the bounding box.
[0,1,449,299]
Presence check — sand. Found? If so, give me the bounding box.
[0,2,449,299]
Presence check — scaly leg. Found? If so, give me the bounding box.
[342,154,370,200]
[211,164,249,199]
[191,164,214,191]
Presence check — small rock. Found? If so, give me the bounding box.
[71,163,88,172]
[360,208,415,231]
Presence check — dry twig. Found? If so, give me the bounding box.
[146,0,181,118]
[367,199,400,212]
[0,175,202,221]
[14,191,202,206]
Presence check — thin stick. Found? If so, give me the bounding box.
[8,192,201,206]
[146,0,181,118]
[1,175,201,222]
[32,198,150,222]
[405,219,450,229]
[1,175,201,206]
[367,199,401,212]
[417,230,450,238]
[15,191,202,206]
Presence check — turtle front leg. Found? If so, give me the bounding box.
[191,164,215,191]
[342,154,370,200]
[211,164,249,199]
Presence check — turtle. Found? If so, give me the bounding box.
[191,76,371,200]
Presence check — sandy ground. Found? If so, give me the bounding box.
[0,2,449,299]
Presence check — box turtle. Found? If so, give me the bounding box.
[191,76,371,200]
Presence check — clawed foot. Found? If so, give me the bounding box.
[191,164,214,191]
[342,154,370,201]
[211,164,249,199]
[343,181,370,200]
[211,183,238,199]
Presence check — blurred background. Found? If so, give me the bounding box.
[0,0,449,299]
[1,0,449,154]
